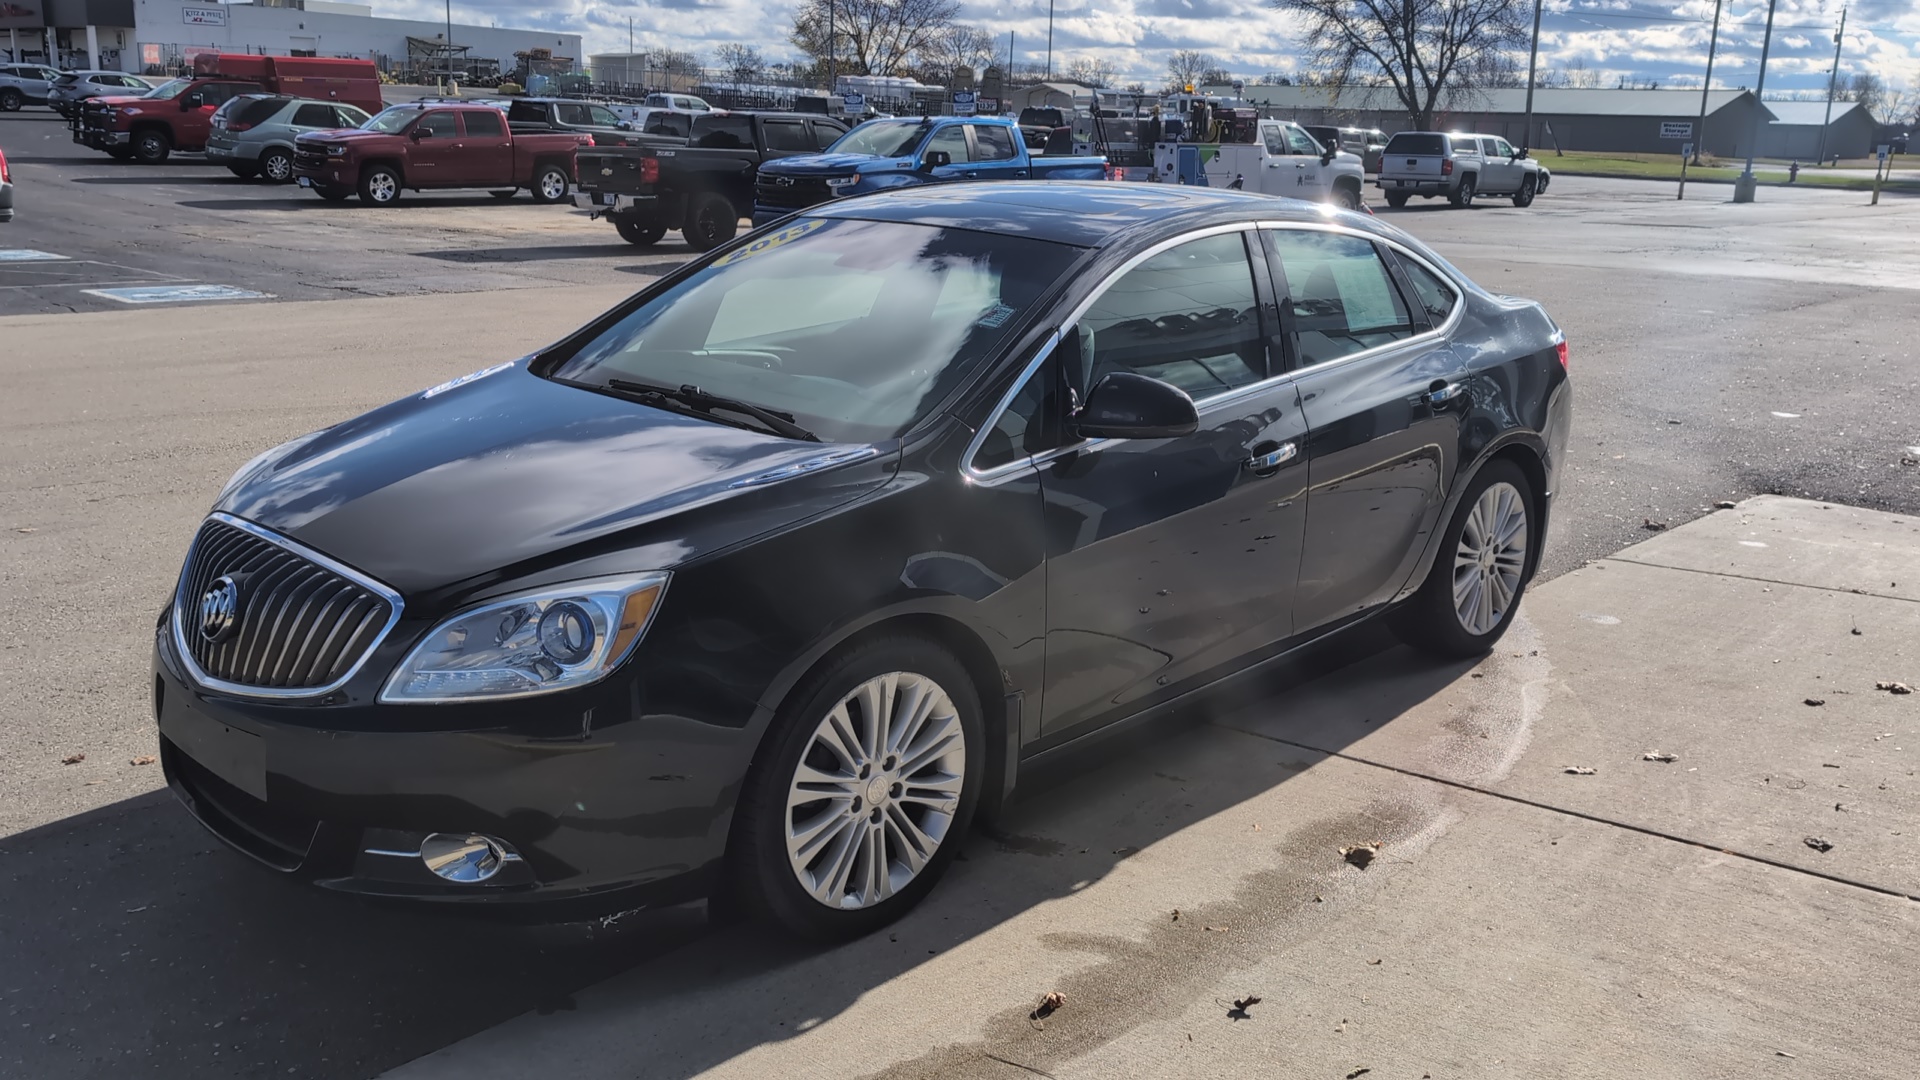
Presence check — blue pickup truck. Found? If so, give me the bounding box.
[752,115,1108,226]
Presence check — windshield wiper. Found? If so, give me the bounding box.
[604,378,819,442]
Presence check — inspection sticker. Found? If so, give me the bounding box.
[0,250,70,262]
[80,285,271,305]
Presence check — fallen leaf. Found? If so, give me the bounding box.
[1347,1070,1372,1079]
[1804,698,1826,707]
[1776,1051,1797,1059]
[1231,995,1262,1011]
[1030,991,1067,1021]
[1368,958,1382,965]
[15,527,35,534]
[1851,628,1863,636]
[1642,518,1669,531]
[1875,681,1912,695]
[130,755,157,766]
[1804,837,1833,853]
[1204,925,1229,932]
[124,905,148,914]
[1714,501,1737,509]
[1339,841,1382,869]
[1563,766,1597,775]
[1171,908,1180,922]
[60,753,86,766]
[1642,751,1678,763]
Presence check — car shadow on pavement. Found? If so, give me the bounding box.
[0,624,1472,1080]
[69,175,260,186]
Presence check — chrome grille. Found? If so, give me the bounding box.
[174,515,401,695]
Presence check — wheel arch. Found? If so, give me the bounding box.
[360,156,405,184]
[1391,432,1551,607]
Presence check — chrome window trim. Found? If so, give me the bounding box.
[959,220,1465,483]
[170,512,406,700]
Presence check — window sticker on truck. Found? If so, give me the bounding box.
[711,220,825,267]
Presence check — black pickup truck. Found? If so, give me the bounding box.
[504,98,657,148]
[572,111,849,251]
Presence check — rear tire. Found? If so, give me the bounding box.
[529,164,569,204]
[1385,192,1408,208]
[682,190,739,252]
[358,165,401,206]
[1512,175,1536,208]
[1449,175,1476,208]
[1392,459,1536,659]
[132,129,171,165]
[259,148,295,184]
[613,215,667,247]
[0,89,21,112]
[728,637,985,940]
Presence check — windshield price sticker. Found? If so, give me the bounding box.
[712,220,825,267]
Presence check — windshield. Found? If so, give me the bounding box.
[363,107,425,133]
[826,120,929,159]
[144,79,190,100]
[546,219,1082,443]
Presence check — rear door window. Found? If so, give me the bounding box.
[1268,229,1418,367]
[462,109,505,137]
[291,103,335,127]
[692,114,753,148]
[762,120,810,152]
[972,124,1018,161]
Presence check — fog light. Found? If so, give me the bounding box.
[420,833,506,883]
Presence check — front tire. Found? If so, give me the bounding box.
[1332,182,1362,211]
[1512,175,1536,208]
[0,88,21,112]
[259,148,295,184]
[730,637,985,940]
[358,165,401,206]
[132,129,171,165]
[529,164,569,204]
[1393,459,1535,658]
[682,190,739,252]
[1449,175,1476,208]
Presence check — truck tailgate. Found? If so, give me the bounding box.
[576,148,655,195]
[1029,156,1108,180]
[1380,134,1448,180]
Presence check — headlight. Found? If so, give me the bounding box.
[326,144,347,156]
[824,175,859,191]
[379,574,669,703]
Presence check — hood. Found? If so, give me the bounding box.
[760,152,909,175]
[86,94,151,108]
[217,362,888,597]
[297,128,395,145]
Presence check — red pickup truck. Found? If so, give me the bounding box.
[292,103,590,206]
[72,53,381,165]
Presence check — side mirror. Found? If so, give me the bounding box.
[617,121,633,130]
[1074,372,1199,440]
[1320,148,1336,166]
[409,126,429,141]
[921,149,951,170]
[1515,147,1529,160]
[182,93,202,110]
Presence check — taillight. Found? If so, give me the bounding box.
[640,158,659,184]
[1441,158,1454,176]
[584,135,596,147]
[1104,162,1116,181]
[1554,338,1568,369]
[0,149,9,184]
[228,121,254,132]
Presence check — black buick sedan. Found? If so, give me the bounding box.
[154,184,1569,938]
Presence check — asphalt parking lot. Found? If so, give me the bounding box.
[2,108,1918,1078]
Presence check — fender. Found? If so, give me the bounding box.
[1389,425,1554,608]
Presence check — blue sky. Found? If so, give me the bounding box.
[392,0,1919,107]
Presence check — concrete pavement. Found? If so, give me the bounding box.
[384,497,1920,1080]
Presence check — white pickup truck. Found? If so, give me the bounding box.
[1151,119,1368,210]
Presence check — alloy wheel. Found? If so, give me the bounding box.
[1452,481,1528,636]
[784,672,966,911]
[369,172,396,202]
[262,152,293,182]
[539,171,566,200]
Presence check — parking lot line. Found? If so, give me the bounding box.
[0,250,71,262]
[80,285,274,305]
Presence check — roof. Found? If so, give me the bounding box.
[809,182,1388,248]
[1216,85,1757,118]
[1763,100,1869,126]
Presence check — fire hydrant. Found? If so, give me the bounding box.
[1788,160,1800,183]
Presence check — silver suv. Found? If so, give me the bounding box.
[0,63,62,112]
[1377,131,1546,208]
[206,94,370,183]
[48,70,153,118]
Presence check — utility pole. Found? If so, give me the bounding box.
[1045,0,1055,80]
[1522,0,1544,150]
[1736,0,1779,202]
[445,0,452,82]
[628,16,634,87]
[1816,3,1847,166]
[827,0,835,90]
[1691,0,1722,165]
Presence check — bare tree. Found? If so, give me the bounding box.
[1165,50,1217,92]
[790,0,963,78]
[713,43,767,85]
[1840,71,1885,116]
[1200,66,1237,87]
[915,23,998,83]
[1273,0,1529,129]
[1065,55,1116,88]
[1561,57,1601,90]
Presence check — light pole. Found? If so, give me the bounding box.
[1691,0,1722,165]
[1522,0,1544,149]
[1045,0,1055,80]
[1735,0,1779,202]
[1815,3,1847,166]
[827,0,835,90]
[445,0,452,82]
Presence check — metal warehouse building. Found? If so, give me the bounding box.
[1756,100,1878,161]
[2,0,580,78]
[1217,85,1777,159]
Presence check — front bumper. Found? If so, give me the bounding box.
[152,613,742,919]
[73,124,130,149]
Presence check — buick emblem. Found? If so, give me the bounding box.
[199,576,240,643]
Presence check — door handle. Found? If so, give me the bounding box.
[964,171,978,178]
[1426,380,1463,405]
[1245,442,1298,472]
[1295,162,1308,168]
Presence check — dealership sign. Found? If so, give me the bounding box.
[951,91,976,117]
[183,5,228,25]
[1660,121,1693,140]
